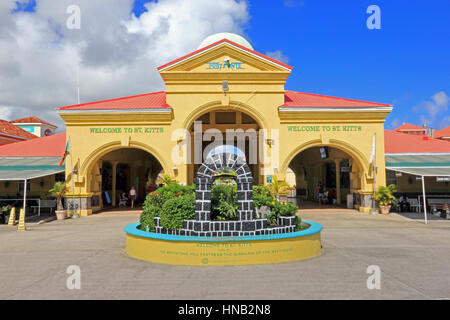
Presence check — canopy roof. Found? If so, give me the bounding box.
[386,153,450,177]
[0,157,64,180]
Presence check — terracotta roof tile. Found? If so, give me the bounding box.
[282,90,391,108]
[434,126,450,139]
[384,130,450,154]
[0,132,66,157]
[393,123,426,132]
[10,116,57,128]
[57,91,170,110]
[0,120,37,140]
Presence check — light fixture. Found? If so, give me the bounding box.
[273,165,278,174]
[173,165,178,175]
[395,172,402,177]
[266,139,274,147]
[222,80,229,93]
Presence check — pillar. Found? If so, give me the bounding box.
[335,159,341,204]
[112,161,118,207]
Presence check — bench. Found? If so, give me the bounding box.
[32,200,57,215]
[394,198,420,212]
[427,198,450,218]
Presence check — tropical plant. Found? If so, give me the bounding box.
[253,185,275,208]
[156,173,177,186]
[49,181,67,211]
[375,184,397,206]
[211,185,238,220]
[268,176,294,200]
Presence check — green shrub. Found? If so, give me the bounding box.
[253,185,275,208]
[140,204,160,232]
[211,185,237,220]
[160,193,196,230]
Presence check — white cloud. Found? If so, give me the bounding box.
[0,0,249,130]
[265,50,289,64]
[414,91,449,129]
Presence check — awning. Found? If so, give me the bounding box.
[385,153,450,177]
[0,157,64,180]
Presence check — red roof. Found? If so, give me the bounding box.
[10,116,57,128]
[0,132,66,157]
[57,92,170,110]
[434,126,450,139]
[0,120,37,140]
[393,123,426,132]
[157,38,293,71]
[384,130,450,154]
[282,90,391,108]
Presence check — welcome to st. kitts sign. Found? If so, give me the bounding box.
[206,61,245,70]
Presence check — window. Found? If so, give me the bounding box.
[18,180,31,193]
[55,172,65,182]
[386,170,397,186]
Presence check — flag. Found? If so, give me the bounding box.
[58,139,70,167]
[369,133,376,165]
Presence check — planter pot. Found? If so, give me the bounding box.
[55,210,67,220]
[379,205,391,215]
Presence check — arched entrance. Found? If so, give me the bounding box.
[287,145,364,208]
[187,108,262,185]
[89,148,163,209]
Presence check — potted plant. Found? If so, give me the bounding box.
[375,184,397,214]
[49,182,67,220]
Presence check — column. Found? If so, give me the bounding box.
[334,159,341,204]
[112,161,118,207]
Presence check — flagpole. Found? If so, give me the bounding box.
[371,133,378,214]
[69,136,79,219]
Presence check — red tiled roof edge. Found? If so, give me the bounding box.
[282,90,392,108]
[57,91,170,110]
[10,116,58,128]
[0,132,66,157]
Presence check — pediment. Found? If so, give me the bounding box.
[158,41,292,74]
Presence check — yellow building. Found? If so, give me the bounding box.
[57,33,392,215]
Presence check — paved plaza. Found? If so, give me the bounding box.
[0,209,449,300]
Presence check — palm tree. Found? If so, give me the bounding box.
[156,173,177,186]
[49,182,67,211]
[268,176,293,200]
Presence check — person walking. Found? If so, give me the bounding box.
[129,186,136,209]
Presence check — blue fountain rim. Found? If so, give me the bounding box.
[124,220,322,242]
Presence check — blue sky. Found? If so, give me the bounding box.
[133,0,448,130]
[8,0,450,130]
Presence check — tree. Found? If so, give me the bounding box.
[49,182,67,211]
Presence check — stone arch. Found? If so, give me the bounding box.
[194,151,254,222]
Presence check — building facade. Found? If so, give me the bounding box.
[57,34,392,216]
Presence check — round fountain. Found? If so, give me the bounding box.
[125,151,323,266]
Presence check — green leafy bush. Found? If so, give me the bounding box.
[140,203,160,232]
[253,185,275,208]
[160,193,196,230]
[211,185,237,220]
[140,183,300,231]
